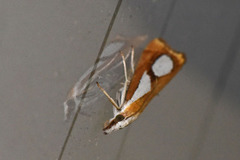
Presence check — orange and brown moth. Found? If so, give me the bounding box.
[97,38,186,134]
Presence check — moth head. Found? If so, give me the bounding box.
[103,114,138,134]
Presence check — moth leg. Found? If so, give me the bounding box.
[119,52,128,108]
[96,82,121,110]
[120,52,128,83]
[130,45,135,74]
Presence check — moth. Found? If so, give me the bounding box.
[63,35,147,120]
[97,38,186,134]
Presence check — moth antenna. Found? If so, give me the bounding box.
[120,52,128,107]
[96,82,121,110]
[131,45,135,74]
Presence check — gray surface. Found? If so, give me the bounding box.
[0,0,240,160]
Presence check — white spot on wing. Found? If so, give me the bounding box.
[128,71,151,104]
[152,55,173,77]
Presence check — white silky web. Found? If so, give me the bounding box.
[63,36,147,120]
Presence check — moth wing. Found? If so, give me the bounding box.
[124,38,186,116]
